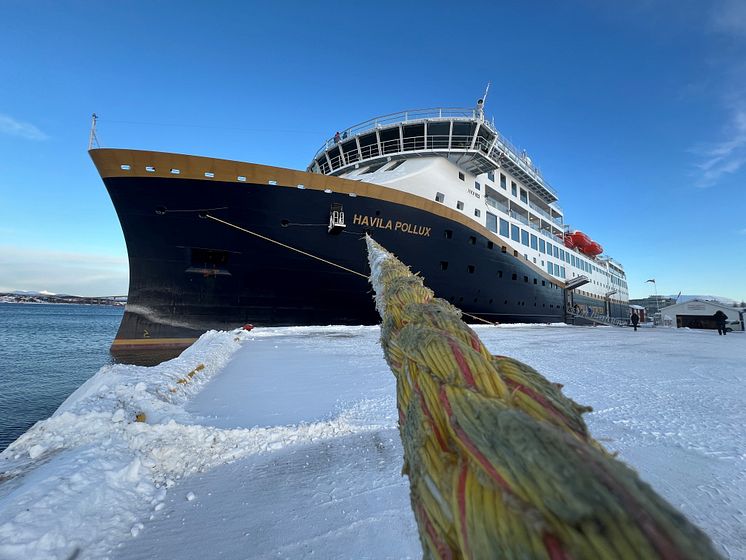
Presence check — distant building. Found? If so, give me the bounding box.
[629,296,676,320]
[659,300,744,331]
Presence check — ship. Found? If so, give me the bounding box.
[90,98,629,357]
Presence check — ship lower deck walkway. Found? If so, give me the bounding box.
[567,310,629,327]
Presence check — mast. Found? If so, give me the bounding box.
[476,82,491,121]
[88,113,99,150]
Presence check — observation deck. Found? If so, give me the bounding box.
[308,107,558,204]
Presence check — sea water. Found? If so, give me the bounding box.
[0,303,123,451]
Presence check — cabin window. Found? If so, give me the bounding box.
[435,192,445,203]
[487,171,495,182]
[521,229,529,246]
[530,234,538,250]
[474,209,481,217]
[539,239,545,253]
[547,262,553,274]
[458,172,465,181]
[546,242,552,255]
[444,229,453,239]
[511,224,520,241]
[511,182,517,196]
[499,218,509,237]
[474,181,481,191]
[520,189,528,203]
[500,173,506,189]
[457,201,464,210]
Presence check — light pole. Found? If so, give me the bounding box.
[645,279,659,324]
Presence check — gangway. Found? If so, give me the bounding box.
[567,310,628,327]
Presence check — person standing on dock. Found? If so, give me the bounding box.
[714,310,728,335]
[630,310,639,332]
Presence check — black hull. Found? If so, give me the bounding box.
[104,172,568,350]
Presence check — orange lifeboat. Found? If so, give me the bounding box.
[583,241,603,257]
[564,234,576,249]
[568,231,591,249]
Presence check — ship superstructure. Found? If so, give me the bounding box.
[309,103,629,314]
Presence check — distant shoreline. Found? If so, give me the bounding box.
[0,295,125,307]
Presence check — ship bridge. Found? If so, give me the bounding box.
[308,107,558,204]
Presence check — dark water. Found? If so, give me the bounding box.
[0,303,124,451]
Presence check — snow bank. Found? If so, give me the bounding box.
[0,324,744,559]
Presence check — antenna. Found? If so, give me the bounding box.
[475,82,491,122]
[482,82,491,107]
[88,113,99,150]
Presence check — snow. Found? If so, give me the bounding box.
[0,325,744,559]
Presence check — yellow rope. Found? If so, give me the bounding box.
[204,214,368,279]
[366,235,721,560]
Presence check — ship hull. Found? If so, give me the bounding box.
[101,176,568,353]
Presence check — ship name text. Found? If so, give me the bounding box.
[352,213,431,237]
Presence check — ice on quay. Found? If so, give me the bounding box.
[0,324,744,559]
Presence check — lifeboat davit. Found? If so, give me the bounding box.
[564,235,576,249]
[568,231,591,249]
[583,241,603,256]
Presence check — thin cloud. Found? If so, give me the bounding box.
[710,0,746,38]
[692,106,746,187]
[0,113,48,140]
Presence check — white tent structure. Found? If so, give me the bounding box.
[659,300,744,331]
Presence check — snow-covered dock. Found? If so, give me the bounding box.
[0,325,744,559]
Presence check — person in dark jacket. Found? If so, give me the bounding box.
[630,311,640,331]
[714,310,728,335]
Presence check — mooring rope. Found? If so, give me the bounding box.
[205,213,499,325]
[365,234,721,560]
[204,214,369,279]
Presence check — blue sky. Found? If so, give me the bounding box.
[1,0,745,301]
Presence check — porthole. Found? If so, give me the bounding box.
[467,265,475,274]
[170,168,180,174]
[440,261,449,271]
[511,273,517,280]
[487,241,494,249]
[237,176,246,182]
[205,171,215,178]
[120,164,131,170]
[281,219,289,227]
[468,236,476,245]
[145,166,155,172]
[155,206,167,215]
[444,229,453,239]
